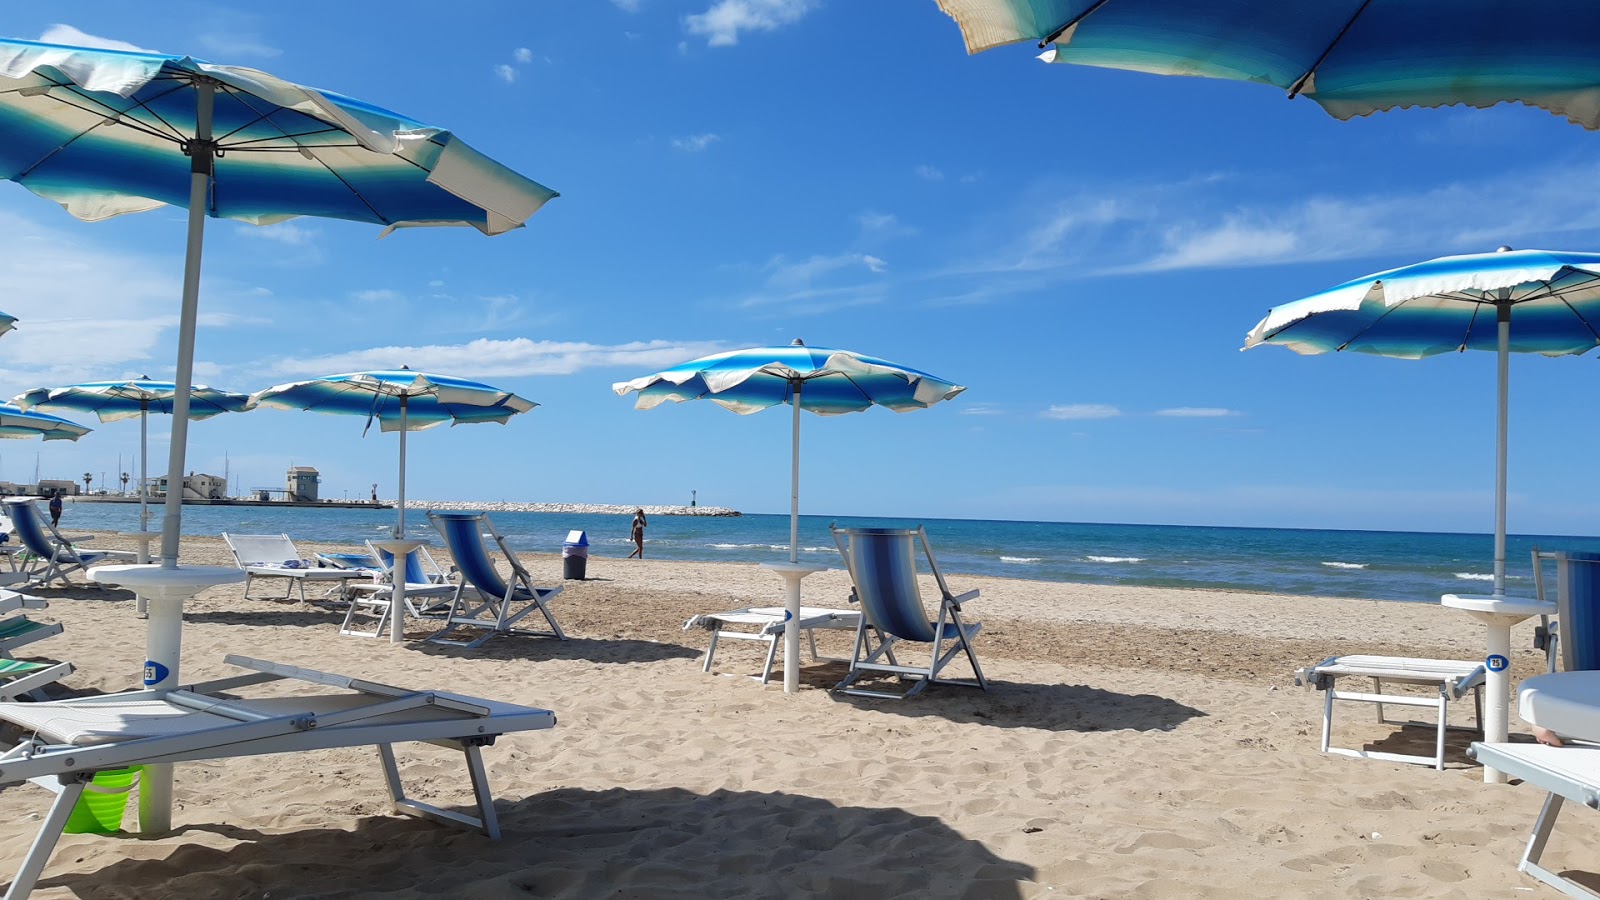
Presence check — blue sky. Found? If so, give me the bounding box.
[4,2,1600,536]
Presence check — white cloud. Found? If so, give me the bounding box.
[238,222,318,246]
[1043,404,1122,420]
[915,165,945,182]
[514,48,534,63]
[269,338,728,379]
[613,0,644,10]
[672,133,722,152]
[351,289,403,303]
[857,210,915,239]
[684,0,816,47]
[959,405,1004,416]
[494,64,518,84]
[862,255,887,274]
[38,25,153,53]
[1157,407,1242,418]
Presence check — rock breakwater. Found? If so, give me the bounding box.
[407,500,740,517]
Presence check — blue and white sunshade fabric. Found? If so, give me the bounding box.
[251,370,537,431]
[0,312,15,338]
[0,38,559,232]
[1244,250,1600,358]
[933,1,1600,129]
[14,380,250,422]
[0,402,89,441]
[612,341,966,416]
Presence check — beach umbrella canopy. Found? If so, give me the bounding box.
[614,339,965,692]
[250,369,538,539]
[0,402,90,441]
[0,37,559,570]
[932,1,1600,129]
[1245,247,1600,598]
[14,379,250,531]
[0,312,15,338]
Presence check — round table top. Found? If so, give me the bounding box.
[760,561,829,575]
[89,563,245,592]
[1441,593,1555,619]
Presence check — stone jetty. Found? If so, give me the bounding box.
[407,500,740,517]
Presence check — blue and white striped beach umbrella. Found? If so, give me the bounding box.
[14,379,250,531]
[0,37,558,573]
[0,312,16,338]
[933,1,1600,129]
[251,369,538,538]
[1245,248,1600,598]
[615,340,965,693]
[0,402,90,441]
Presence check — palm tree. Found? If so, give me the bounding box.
[120,471,130,496]
[82,472,92,494]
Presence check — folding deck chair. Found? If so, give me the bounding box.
[3,498,134,589]
[221,533,377,603]
[1295,655,1485,770]
[428,512,564,648]
[0,654,557,900]
[339,542,457,639]
[829,525,986,700]
[0,589,71,700]
[683,606,863,684]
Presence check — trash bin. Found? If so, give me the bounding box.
[562,530,589,580]
[1555,551,1600,671]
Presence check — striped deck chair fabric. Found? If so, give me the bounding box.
[830,525,986,700]
[3,498,134,588]
[428,512,564,648]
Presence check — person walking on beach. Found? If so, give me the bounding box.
[628,508,647,559]
[47,491,62,527]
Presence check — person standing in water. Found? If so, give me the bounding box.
[47,491,63,527]
[628,508,647,559]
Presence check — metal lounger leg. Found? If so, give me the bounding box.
[1373,676,1385,724]
[1320,682,1336,754]
[1434,687,1449,771]
[702,631,720,674]
[5,775,87,900]
[376,743,501,840]
[1518,793,1591,898]
[760,635,780,684]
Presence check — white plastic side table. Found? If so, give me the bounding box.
[759,561,828,694]
[1441,593,1555,783]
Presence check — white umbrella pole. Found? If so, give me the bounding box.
[138,400,149,532]
[1494,308,1510,599]
[785,384,803,694]
[392,398,408,645]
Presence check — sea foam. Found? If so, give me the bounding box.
[1000,556,1041,564]
[1454,572,1494,581]
[1322,561,1367,570]
[1087,556,1143,564]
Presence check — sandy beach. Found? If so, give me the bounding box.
[0,531,1587,899]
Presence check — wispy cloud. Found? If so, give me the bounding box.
[857,210,916,240]
[1156,407,1242,418]
[728,252,890,313]
[914,165,945,182]
[514,47,533,63]
[613,0,644,10]
[269,338,728,379]
[494,64,518,84]
[238,222,318,247]
[672,133,722,152]
[351,289,403,304]
[1043,404,1122,420]
[959,405,1004,416]
[684,0,816,47]
[38,25,152,53]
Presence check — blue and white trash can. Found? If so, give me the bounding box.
[562,530,589,580]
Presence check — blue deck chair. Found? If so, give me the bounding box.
[3,498,134,588]
[829,525,986,700]
[339,542,456,639]
[1531,549,1600,674]
[428,512,565,647]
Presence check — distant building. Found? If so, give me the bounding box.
[38,479,78,497]
[155,472,227,500]
[286,466,320,502]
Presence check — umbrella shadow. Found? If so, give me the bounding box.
[409,634,700,666]
[35,786,1035,899]
[20,584,137,604]
[183,606,348,630]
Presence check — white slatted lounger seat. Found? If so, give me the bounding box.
[684,606,861,684]
[0,654,556,900]
[1470,670,1600,897]
[1296,655,1486,770]
[222,533,375,603]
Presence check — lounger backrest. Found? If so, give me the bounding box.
[3,500,56,558]
[1557,551,1600,672]
[222,533,298,567]
[433,513,511,597]
[840,527,935,643]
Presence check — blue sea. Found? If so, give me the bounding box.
[55,500,1600,604]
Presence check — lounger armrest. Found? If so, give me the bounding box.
[945,588,980,608]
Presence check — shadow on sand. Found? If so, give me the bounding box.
[32,786,1036,899]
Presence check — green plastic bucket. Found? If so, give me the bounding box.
[63,767,141,834]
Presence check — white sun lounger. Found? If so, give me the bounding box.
[684,606,862,684]
[222,533,377,603]
[1295,655,1485,770]
[1468,741,1600,899]
[0,654,556,900]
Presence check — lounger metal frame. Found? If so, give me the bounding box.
[1470,741,1600,898]
[830,525,986,700]
[428,512,565,648]
[0,655,556,900]
[3,498,134,589]
[338,542,457,638]
[222,532,375,603]
[1297,655,1485,770]
[686,607,865,684]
